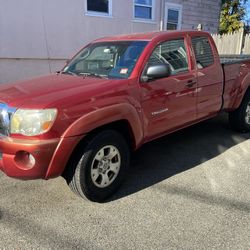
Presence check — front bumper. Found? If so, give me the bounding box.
[0,136,59,179]
[0,134,84,180]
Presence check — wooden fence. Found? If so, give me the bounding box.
[211,29,250,55]
[242,33,250,54]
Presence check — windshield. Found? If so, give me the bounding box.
[63,41,148,79]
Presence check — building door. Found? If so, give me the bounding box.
[164,3,182,30]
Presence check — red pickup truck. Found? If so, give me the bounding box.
[0,31,250,202]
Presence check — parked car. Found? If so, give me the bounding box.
[0,31,250,202]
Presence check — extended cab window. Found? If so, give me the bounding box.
[147,39,189,75]
[191,37,214,69]
[63,41,148,79]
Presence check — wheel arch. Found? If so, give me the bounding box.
[62,103,143,149]
[232,74,250,110]
[53,104,143,179]
[61,120,135,185]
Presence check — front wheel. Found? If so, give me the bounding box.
[65,130,130,202]
[229,90,250,132]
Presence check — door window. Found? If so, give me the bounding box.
[147,39,189,75]
[165,3,182,30]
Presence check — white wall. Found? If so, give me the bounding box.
[0,0,220,83]
[0,0,161,83]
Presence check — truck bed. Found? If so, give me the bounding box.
[220,55,250,111]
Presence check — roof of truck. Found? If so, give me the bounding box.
[92,30,210,43]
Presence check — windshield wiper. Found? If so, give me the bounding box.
[61,70,78,76]
[79,72,108,79]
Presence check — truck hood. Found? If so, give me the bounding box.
[0,74,116,108]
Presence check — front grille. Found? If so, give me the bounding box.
[0,122,6,136]
[0,103,16,136]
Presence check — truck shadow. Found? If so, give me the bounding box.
[110,113,250,202]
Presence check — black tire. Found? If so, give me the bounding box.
[229,90,250,132]
[64,130,130,202]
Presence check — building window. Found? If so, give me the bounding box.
[134,0,154,20]
[165,3,182,30]
[86,0,112,16]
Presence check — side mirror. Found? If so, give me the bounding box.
[142,64,171,82]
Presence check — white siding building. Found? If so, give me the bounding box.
[0,0,221,83]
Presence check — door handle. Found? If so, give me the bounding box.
[186,79,197,88]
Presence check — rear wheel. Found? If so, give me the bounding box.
[229,90,250,132]
[64,130,130,202]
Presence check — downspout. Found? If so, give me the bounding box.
[41,1,52,73]
[160,0,165,31]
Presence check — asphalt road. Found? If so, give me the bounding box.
[0,114,249,250]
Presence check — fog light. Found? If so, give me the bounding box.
[14,151,36,170]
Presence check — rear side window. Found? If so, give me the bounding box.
[148,39,189,75]
[191,37,214,69]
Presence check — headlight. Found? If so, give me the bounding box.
[10,109,57,136]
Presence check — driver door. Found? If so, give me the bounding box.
[140,37,197,140]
